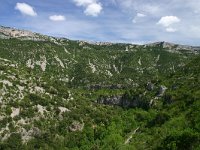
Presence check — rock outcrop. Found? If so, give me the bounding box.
[146,82,154,91]
[0,26,46,41]
[158,85,168,96]
[97,94,149,109]
[97,95,122,106]
[69,121,84,132]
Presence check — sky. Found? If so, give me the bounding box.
[0,0,200,45]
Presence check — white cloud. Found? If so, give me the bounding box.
[49,15,66,21]
[137,13,146,17]
[132,13,146,23]
[157,16,180,27]
[166,27,177,32]
[73,0,96,6]
[73,0,102,17]
[157,16,180,32]
[15,3,37,16]
[84,3,102,16]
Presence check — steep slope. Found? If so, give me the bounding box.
[0,26,200,149]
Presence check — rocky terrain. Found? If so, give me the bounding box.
[0,26,200,149]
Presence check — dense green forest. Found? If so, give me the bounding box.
[0,29,200,149]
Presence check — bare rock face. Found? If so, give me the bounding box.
[10,107,20,118]
[97,95,149,109]
[97,95,122,106]
[121,96,142,108]
[0,26,46,41]
[69,121,84,132]
[21,127,41,143]
[0,26,34,37]
[146,82,154,91]
[158,85,168,96]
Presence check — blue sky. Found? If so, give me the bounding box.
[0,0,200,45]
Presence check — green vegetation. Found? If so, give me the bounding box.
[0,33,199,149]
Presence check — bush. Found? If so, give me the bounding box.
[148,112,170,127]
[3,133,22,149]
[158,129,200,150]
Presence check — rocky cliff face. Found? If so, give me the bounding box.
[97,83,169,109]
[97,94,149,109]
[0,26,48,41]
[97,95,122,106]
